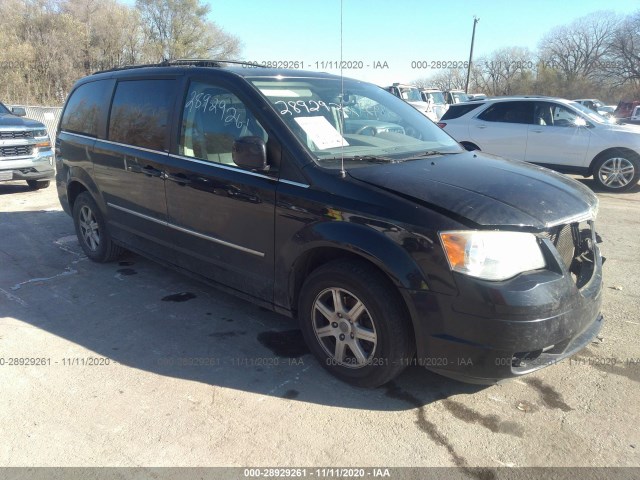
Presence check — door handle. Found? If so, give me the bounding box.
[142,165,164,178]
[227,186,260,203]
[531,129,543,133]
[166,172,191,185]
[476,125,487,129]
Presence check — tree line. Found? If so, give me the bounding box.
[0,0,241,105]
[2,4,639,106]
[414,11,640,104]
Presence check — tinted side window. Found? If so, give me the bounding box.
[61,80,111,137]
[534,102,579,127]
[179,81,267,165]
[108,79,174,151]
[440,103,483,120]
[477,101,533,124]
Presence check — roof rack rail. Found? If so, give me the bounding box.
[92,58,263,75]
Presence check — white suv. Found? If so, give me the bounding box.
[438,96,640,192]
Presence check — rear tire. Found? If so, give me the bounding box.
[72,192,124,262]
[592,151,640,192]
[298,260,414,388]
[26,180,50,190]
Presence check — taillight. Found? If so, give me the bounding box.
[436,122,446,128]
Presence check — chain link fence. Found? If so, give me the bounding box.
[8,105,63,144]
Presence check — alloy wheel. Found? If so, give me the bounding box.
[311,287,377,368]
[598,157,635,189]
[78,205,100,251]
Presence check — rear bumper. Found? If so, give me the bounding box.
[407,244,603,384]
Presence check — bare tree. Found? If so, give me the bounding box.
[604,11,640,88]
[538,11,621,82]
[427,68,467,91]
[475,47,535,95]
[136,0,241,61]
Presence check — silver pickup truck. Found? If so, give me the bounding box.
[0,102,54,189]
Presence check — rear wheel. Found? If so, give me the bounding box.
[593,151,639,192]
[72,192,124,262]
[298,260,414,388]
[26,180,50,190]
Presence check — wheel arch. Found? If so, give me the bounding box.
[279,222,432,355]
[65,167,107,214]
[588,147,640,176]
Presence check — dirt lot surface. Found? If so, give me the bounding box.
[1,177,639,473]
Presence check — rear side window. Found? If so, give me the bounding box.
[477,101,533,124]
[440,103,483,120]
[60,80,111,137]
[108,79,175,151]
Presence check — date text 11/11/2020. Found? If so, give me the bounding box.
[241,61,389,70]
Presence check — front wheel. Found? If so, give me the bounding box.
[593,152,639,192]
[26,180,50,190]
[72,192,124,262]
[298,260,414,388]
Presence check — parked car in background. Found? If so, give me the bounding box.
[574,98,612,117]
[385,83,437,121]
[444,90,470,104]
[419,88,447,120]
[625,106,640,125]
[613,100,640,120]
[0,101,54,189]
[56,61,603,387]
[438,96,640,192]
[467,93,487,101]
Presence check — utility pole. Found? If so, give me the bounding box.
[465,16,479,94]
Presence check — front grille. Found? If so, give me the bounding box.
[0,130,33,139]
[542,221,597,288]
[0,145,33,157]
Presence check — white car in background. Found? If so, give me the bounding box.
[438,96,640,192]
[385,83,438,121]
[419,88,448,120]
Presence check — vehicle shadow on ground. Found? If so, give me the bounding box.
[0,209,485,412]
[0,183,34,195]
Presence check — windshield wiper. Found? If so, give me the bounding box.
[322,155,398,163]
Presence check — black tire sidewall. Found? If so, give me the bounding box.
[73,193,111,261]
[27,180,50,189]
[298,261,412,387]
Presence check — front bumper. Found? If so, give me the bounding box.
[0,151,55,181]
[407,243,603,384]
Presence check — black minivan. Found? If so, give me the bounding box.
[56,60,603,387]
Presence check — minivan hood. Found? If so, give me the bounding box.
[0,113,43,129]
[348,151,598,229]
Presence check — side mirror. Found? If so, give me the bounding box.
[232,136,268,172]
[11,107,26,117]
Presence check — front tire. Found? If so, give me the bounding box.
[298,260,414,388]
[72,192,124,262]
[593,151,640,192]
[26,180,50,190]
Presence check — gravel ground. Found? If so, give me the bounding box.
[0,177,638,473]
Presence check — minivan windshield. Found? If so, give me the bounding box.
[249,77,462,168]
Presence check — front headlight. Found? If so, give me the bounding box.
[34,129,48,138]
[439,230,546,281]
